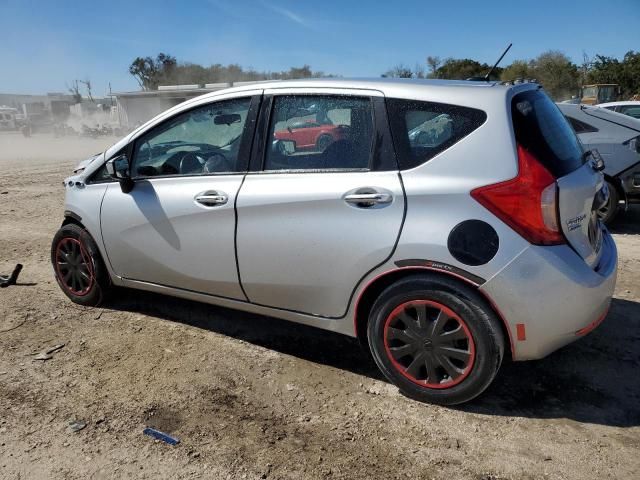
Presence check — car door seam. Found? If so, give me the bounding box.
[98,184,119,278]
[234,172,250,302]
[334,170,408,319]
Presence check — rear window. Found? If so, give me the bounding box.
[512,89,585,177]
[386,98,487,170]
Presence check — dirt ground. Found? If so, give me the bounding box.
[1,131,639,480]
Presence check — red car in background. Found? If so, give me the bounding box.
[274,119,349,152]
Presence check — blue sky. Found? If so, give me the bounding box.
[1,0,638,95]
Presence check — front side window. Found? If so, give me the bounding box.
[386,98,487,170]
[131,97,252,177]
[265,95,374,171]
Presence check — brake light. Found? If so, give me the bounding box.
[471,145,565,245]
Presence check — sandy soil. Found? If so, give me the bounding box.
[1,132,639,480]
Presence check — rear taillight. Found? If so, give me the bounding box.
[471,145,565,246]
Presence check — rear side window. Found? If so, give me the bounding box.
[386,98,487,170]
[512,89,585,177]
[265,95,373,171]
[620,106,640,119]
[565,116,598,134]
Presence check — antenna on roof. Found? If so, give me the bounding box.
[483,43,512,81]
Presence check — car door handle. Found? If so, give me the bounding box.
[195,191,228,207]
[344,192,393,207]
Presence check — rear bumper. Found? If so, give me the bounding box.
[480,229,617,360]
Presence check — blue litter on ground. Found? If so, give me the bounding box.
[143,427,180,445]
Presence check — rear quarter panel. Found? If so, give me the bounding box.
[388,85,531,280]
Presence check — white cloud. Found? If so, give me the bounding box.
[260,1,312,29]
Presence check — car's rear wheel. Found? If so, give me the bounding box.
[367,275,504,405]
[597,180,619,225]
[51,223,111,306]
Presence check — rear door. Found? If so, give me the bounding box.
[512,89,604,267]
[235,89,404,318]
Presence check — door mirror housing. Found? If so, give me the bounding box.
[589,149,605,172]
[106,154,134,193]
[106,154,130,179]
[275,139,296,155]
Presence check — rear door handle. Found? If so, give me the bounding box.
[344,191,393,208]
[195,191,228,207]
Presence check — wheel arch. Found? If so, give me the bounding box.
[353,267,514,360]
[60,211,112,282]
[62,210,84,228]
[604,174,626,203]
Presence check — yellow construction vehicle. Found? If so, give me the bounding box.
[580,84,620,105]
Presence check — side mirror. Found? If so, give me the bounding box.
[276,139,296,155]
[588,149,605,172]
[106,154,134,193]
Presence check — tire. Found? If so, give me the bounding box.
[597,180,619,226]
[51,223,111,306]
[316,134,333,152]
[367,275,504,405]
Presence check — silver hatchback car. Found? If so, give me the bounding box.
[52,79,617,405]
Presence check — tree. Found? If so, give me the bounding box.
[533,50,579,100]
[588,51,640,98]
[128,53,177,90]
[431,58,494,80]
[67,80,82,104]
[128,54,331,89]
[500,60,534,82]
[620,51,640,97]
[382,64,414,78]
[426,56,441,78]
[79,78,94,102]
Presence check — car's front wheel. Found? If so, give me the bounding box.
[367,275,504,405]
[51,223,111,306]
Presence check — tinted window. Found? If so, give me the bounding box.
[131,97,251,177]
[512,90,585,177]
[265,95,373,171]
[565,116,599,134]
[386,98,487,170]
[620,106,640,119]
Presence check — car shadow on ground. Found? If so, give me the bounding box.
[107,291,640,428]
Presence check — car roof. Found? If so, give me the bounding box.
[598,101,640,108]
[190,77,521,102]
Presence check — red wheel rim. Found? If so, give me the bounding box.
[383,300,475,389]
[54,237,95,297]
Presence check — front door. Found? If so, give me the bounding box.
[236,91,405,318]
[101,95,259,299]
